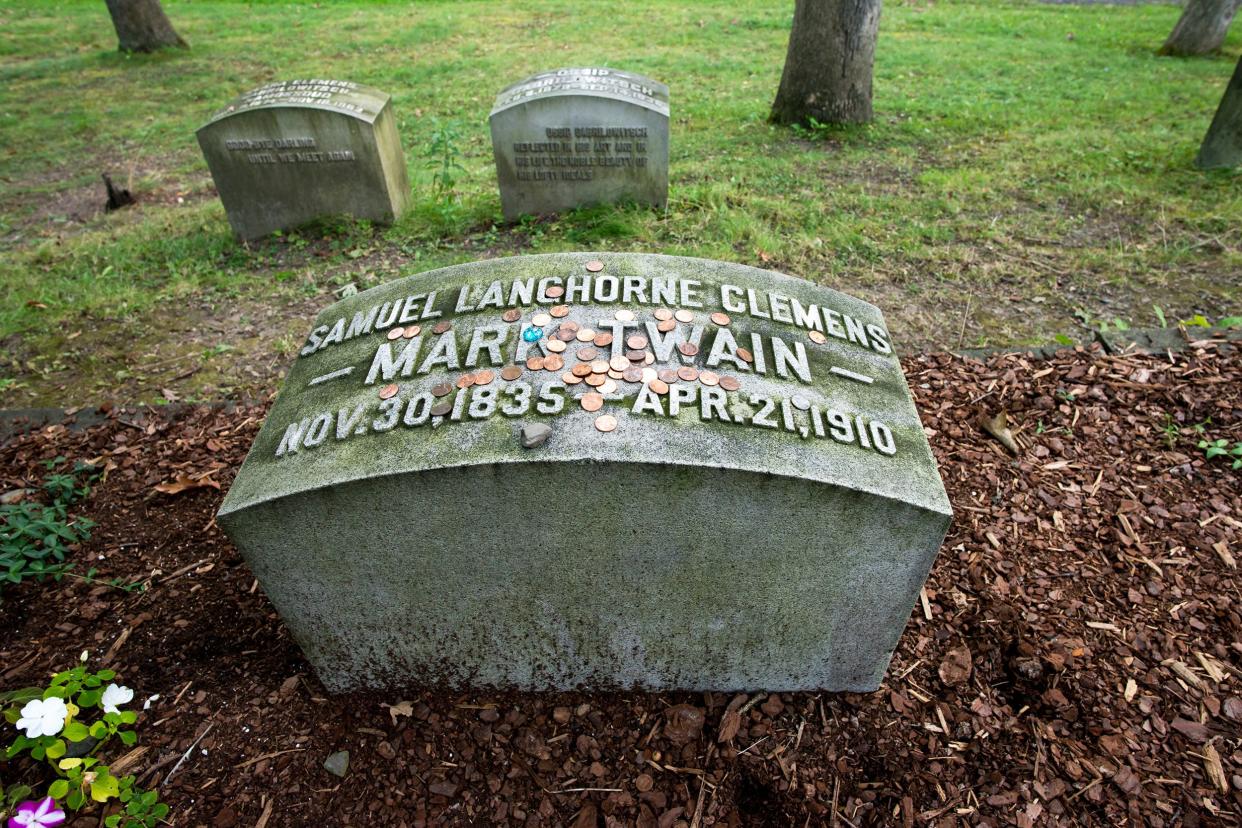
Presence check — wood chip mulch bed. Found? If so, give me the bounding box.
[1,342,1239,827]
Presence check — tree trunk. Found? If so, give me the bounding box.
[1158,0,1240,56]
[770,0,882,126]
[1197,55,1242,168]
[104,0,187,53]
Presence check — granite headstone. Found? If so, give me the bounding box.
[197,79,411,240]
[218,253,952,692]
[489,68,669,221]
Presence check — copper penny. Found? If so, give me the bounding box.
[531,312,552,328]
[456,374,475,389]
[649,379,669,395]
[550,304,570,318]
[433,321,452,334]
[430,401,452,417]
[626,334,649,350]
[678,342,699,357]
[561,320,580,333]
[403,325,421,339]
[809,330,827,344]
[543,354,564,371]
[502,309,521,323]
[736,348,754,363]
[584,373,606,387]
[526,356,545,371]
[710,312,731,326]
[500,366,523,381]
[641,367,658,383]
[546,339,567,353]
[576,328,596,342]
[387,327,405,340]
[378,383,400,399]
[431,383,453,397]
[563,372,582,385]
[581,392,605,411]
[593,332,613,348]
[594,414,617,432]
[654,308,673,321]
[474,370,495,385]
[657,319,676,333]
[577,347,598,362]
[607,369,624,380]
[585,260,604,273]
[557,328,577,342]
[674,309,694,323]
[590,359,609,374]
[719,376,741,391]
[609,356,630,372]
[546,285,565,298]
[598,379,618,395]
[644,353,654,365]
[614,309,635,322]
[623,367,643,383]
[570,363,592,378]
[626,350,646,362]
[658,368,679,383]
[677,366,699,382]
[700,371,720,386]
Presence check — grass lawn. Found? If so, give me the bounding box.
[0,0,1238,405]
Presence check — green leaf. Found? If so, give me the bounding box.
[96,670,116,681]
[67,789,85,810]
[46,738,67,759]
[48,779,69,799]
[105,817,120,828]
[1216,316,1242,328]
[59,757,83,769]
[62,721,89,741]
[119,710,137,725]
[118,729,137,746]
[90,721,108,739]
[78,689,101,708]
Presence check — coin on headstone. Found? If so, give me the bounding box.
[456,374,475,389]
[599,379,618,395]
[719,376,740,391]
[699,371,720,386]
[550,305,570,318]
[581,392,604,411]
[674,309,694,323]
[649,379,669,395]
[626,334,649,350]
[403,325,421,338]
[641,367,658,383]
[576,328,596,342]
[543,354,564,371]
[431,382,453,397]
[593,332,613,348]
[585,260,604,272]
[644,353,654,365]
[577,347,598,362]
[387,327,405,340]
[623,367,643,383]
[590,360,609,374]
[792,395,811,411]
[562,371,582,385]
[615,309,635,322]
[658,369,679,383]
[654,308,673,321]
[546,339,567,353]
[809,330,827,345]
[500,366,523,381]
[608,369,624,380]
[626,350,646,362]
[736,348,753,363]
[433,321,452,334]
[526,356,545,371]
[678,342,699,357]
[546,285,565,298]
[379,383,400,399]
[561,320,580,333]
[584,373,606,387]
[710,312,731,326]
[475,370,496,386]
[430,401,452,416]
[594,414,617,432]
[677,366,699,382]
[557,329,577,342]
[532,312,552,327]
[502,309,522,323]
[571,363,593,378]
[609,356,630,372]
[657,319,676,333]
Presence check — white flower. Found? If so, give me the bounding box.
[100,684,134,715]
[15,697,69,739]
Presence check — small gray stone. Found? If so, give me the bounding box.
[323,750,349,778]
[0,488,33,505]
[520,423,552,448]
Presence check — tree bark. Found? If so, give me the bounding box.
[770,0,882,126]
[1158,0,1240,57]
[1197,55,1242,168]
[104,0,187,53]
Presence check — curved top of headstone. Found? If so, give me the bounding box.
[201,79,390,128]
[218,253,950,522]
[490,68,670,117]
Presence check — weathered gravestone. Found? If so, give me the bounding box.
[218,253,952,692]
[489,68,669,221]
[197,79,411,240]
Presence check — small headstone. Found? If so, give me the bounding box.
[197,79,411,240]
[489,68,669,221]
[218,253,952,692]
[323,750,349,777]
